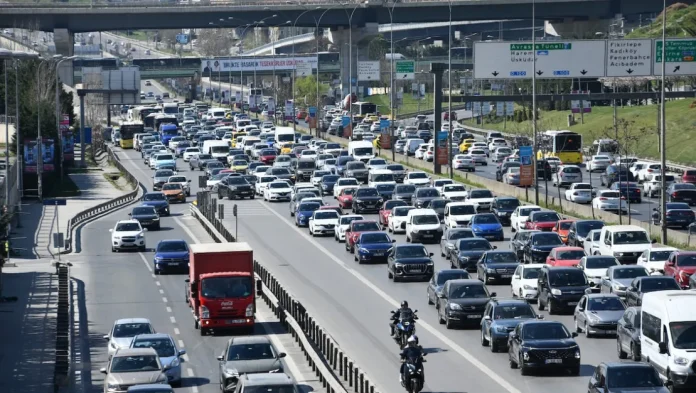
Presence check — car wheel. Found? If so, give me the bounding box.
[519,355,530,375]
[617,337,628,359]
[547,299,555,315]
[427,291,433,305]
[575,318,582,333]
[538,297,545,311]
[490,335,500,353]
[388,269,393,279]
[445,315,453,329]
[480,328,489,346]
[584,322,592,338]
[509,355,518,369]
[111,247,116,252]
[630,342,640,361]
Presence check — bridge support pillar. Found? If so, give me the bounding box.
[54,28,74,86]
[329,23,378,99]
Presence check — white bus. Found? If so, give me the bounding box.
[162,102,179,116]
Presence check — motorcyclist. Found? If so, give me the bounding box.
[399,335,424,385]
[390,301,413,337]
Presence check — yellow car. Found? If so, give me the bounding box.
[280,143,294,155]
[459,138,476,153]
[366,115,379,123]
[230,159,249,173]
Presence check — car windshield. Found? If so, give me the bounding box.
[585,257,618,269]
[110,355,160,372]
[444,185,466,192]
[143,193,166,201]
[155,170,174,177]
[469,190,493,199]
[532,234,563,246]
[169,177,186,183]
[607,366,663,388]
[461,239,492,250]
[227,178,249,185]
[396,185,416,194]
[522,267,541,279]
[132,338,176,357]
[576,221,604,236]
[387,165,404,171]
[226,343,276,361]
[449,284,488,299]
[416,189,440,197]
[473,214,498,224]
[395,246,428,258]
[347,162,366,170]
[450,205,476,215]
[486,252,518,263]
[493,304,535,319]
[393,207,414,217]
[115,223,141,232]
[522,323,571,340]
[587,296,625,311]
[132,207,156,215]
[520,208,541,216]
[269,183,289,189]
[436,271,469,285]
[271,168,291,175]
[642,278,680,292]
[556,250,585,260]
[299,203,321,212]
[677,254,696,266]
[370,159,387,165]
[613,231,650,245]
[549,271,587,286]
[558,221,572,230]
[356,188,379,197]
[200,277,252,298]
[409,173,428,179]
[431,200,450,210]
[162,183,182,191]
[650,251,675,261]
[497,199,520,209]
[674,184,696,190]
[670,322,696,350]
[613,267,648,279]
[314,211,339,220]
[532,212,560,222]
[157,154,173,160]
[113,323,153,338]
[352,222,380,232]
[376,184,396,192]
[413,215,440,225]
[157,241,187,252]
[361,233,391,243]
[313,171,330,178]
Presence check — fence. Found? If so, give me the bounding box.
[192,193,380,393]
[54,264,71,393]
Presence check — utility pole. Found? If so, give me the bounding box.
[532,0,539,205]
[660,0,667,244]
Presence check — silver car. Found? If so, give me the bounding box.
[573,293,626,337]
[273,155,293,168]
[217,336,286,393]
[104,318,155,357]
[130,334,186,386]
[439,228,475,259]
[600,265,649,297]
[152,169,175,191]
[101,347,169,393]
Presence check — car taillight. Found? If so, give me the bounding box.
[620,196,626,200]
[673,193,679,198]
[647,169,653,172]
[599,197,607,201]
[666,211,674,216]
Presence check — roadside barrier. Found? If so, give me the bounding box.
[191,191,381,393]
[54,264,71,393]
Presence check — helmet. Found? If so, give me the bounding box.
[401,300,409,308]
[407,335,418,346]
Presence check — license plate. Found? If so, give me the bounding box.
[568,302,578,306]
[423,234,434,238]
[501,274,512,278]
[685,198,692,201]
[485,236,496,239]
[226,319,247,324]
[467,315,482,319]
[374,252,384,256]
[545,359,562,364]
[167,262,179,266]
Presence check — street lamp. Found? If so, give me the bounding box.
[387,0,398,160]
[532,0,539,205]
[36,56,54,199]
[253,15,278,118]
[313,7,333,136]
[55,55,78,186]
[237,23,254,113]
[660,0,667,243]
[447,0,454,179]
[292,7,319,131]
[339,0,368,123]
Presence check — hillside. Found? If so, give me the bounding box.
[627,3,696,38]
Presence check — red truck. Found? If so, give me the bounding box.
[186,243,256,335]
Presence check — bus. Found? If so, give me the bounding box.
[119,121,144,149]
[351,101,378,123]
[154,114,179,132]
[537,130,583,165]
[163,102,179,116]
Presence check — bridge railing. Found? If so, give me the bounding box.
[4,0,367,8]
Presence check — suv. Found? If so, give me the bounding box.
[537,266,590,314]
[481,298,538,352]
[236,373,300,393]
[110,219,147,252]
[508,320,580,375]
[552,165,582,188]
[600,165,632,188]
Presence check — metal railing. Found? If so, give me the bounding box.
[54,264,71,392]
[3,0,368,8]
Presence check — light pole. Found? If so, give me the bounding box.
[532,0,539,205]
[414,36,431,113]
[314,8,332,136]
[36,57,53,200]
[55,55,77,186]
[387,0,398,159]
[340,0,368,123]
[252,16,278,118]
[660,0,667,243]
[270,21,292,124]
[447,0,454,179]
[292,7,318,131]
[237,24,254,113]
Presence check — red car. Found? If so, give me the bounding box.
[683,170,696,185]
[259,149,277,165]
[664,251,696,288]
[443,111,457,121]
[337,188,357,209]
[320,206,343,216]
[552,219,575,244]
[345,220,382,253]
[525,211,561,231]
[296,111,307,119]
[379,200,409,228]
[546,246,586,267]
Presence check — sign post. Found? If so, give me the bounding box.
[357,61,380,81]
[654,39,696,75]
[43,198,67,259]
[395,60,415,80]
[519,146,533,187]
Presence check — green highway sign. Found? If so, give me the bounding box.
[655,39,696,75]
[509,43,572,51]
[395,60,415,80]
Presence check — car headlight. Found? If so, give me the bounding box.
[156,374,168,382]
[550,288,562,296]
[153,216,160,221]
[154,256,163,262]
[612,282,626,290]
[523,284,536,290]
[113,236,121,240]
[574,349,581,359]
[201,305,210,319]
[137,233,145,239]
[170,358,180,368]
[246,303,254,317]
[225,368,239,377]
[486,268,496,274]
[497,212,506,216]
[495,325,508,333]
[359,248,370,254]
[412,228,419,233]
[269,368,282,373]
[614,252,624,257]
[106,383,120,392]
[449,303,462,310]
[674,356,689,366]
[109,341,117,349]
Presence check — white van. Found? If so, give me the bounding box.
[405,208,443,243]
[202,140,229,161]
[274,127,295,151]
[405,138,425,156]
[368,169,396,188]
[348,140,374,163]
[597,225,654,264]
[207,107,227,121]
[443,202,477,228]
[640,290,696,389]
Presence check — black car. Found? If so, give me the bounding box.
[217,176,254,200]
[205,161,225,178]
[387,244,435,282]
[417,129,432,143]
[352,187,384,214]
[600,165,633,188]
[449,238,496,272]
[652,202,696,228]
[666,183,696,205]
[477,251,520,284]
[429,198,451,221]
[509,230,540,260]
[242,175,258,188]
[413,187,441,208]
[616,307,642,361]
[436,279,495,329]
[508,320,580,376]
[536,159,553,181]
[625,276,680,307]
[523,232,564,264]
[567,220,604,248]
[491,197,520,225]
[610,182,642,203]
[496,162,520,182]
[393,184,417,204]
[128,205,161,230]
[439,228,475,259]
[375,183,396,200]
[344,161,369,183]
[426,269,470,307]
[538,266,590,314]
[481,299,539,352]
[588,362,667,393]
[294,158,317,182]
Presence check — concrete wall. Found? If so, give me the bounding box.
[0,124,16,145]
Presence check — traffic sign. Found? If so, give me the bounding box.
[295,62,312,77]
[176,33,189,45]
[308,106,317,118]
[606,39,652,77]
[395,60,415,80]
[358,61,380,81]
[496,101,514,116]
[379,119,390,131]
[43,199,67,206]
[655,39,696,76]
[474,41,606,79]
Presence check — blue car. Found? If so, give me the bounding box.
[354,231,395,264]
[320,175,340,195]
[480,299,539,352]
[175,142,191,157]
[469,213,504,241]
[335,156,356,176]
[141,192,170,216]
[295,201,322,227]
[154,239,189,274]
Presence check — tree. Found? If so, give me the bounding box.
[198,28,235,56]
[294,76,320,109]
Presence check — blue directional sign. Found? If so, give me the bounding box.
[176,34,189,45]
[74,127,92,144]
[380,119,390,129]
[43,198,67,206]
[342,116,351,127]
[519,146,533,166]
[308,106,317,118]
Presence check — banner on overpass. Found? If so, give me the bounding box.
[202,57,317,73]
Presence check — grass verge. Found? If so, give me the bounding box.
[44,175,81,198]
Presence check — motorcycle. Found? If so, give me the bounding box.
[392,310,419,347]
[401,353,426,393]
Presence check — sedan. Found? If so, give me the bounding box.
[592,190,628,213]
[600,265,649,297]
[573,294,625,337]
[437,279,494,328]
[624,276,680,307]
[100,348,169,392]
[586,155,612,172]
[130,334,186,386]
[477,250,520,284]
[439,228,475,259]
[426,269,470,306]
[263,181,293,202]
[104,318,155,357]
[216,336,286,393]
[616,307,643,361]
[468,150,488,165]
[353,231,395,263]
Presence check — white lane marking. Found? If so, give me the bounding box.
[162,297,168,303]
[173,216,203,244]
[138,252,153,272]
[257,311,304,383]
[151,274,156,279]
[178,339,185,348]
[174,327,180,335]
[156,281,161,286]
[170,316,176,324]
[166,306,172,313]
[159,289,165,294]
[187,368,195,377]
[259,201,521,393]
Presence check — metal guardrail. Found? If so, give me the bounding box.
[191,195,379,393]
[54,264,71,392]
[3,0,367,8]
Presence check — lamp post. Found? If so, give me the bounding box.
[236,24,254,113]
[447,0,454,179]
[660,0,667,243]
[36,57,54,200]
[55,55,77,186]
[414,36,431,113]
[313,8,332,137]
[340,0,368,125]
[252,16,278,118]
[292,8,318,131]
[270,21,292,124]
[387,0,398,159]
[531,0,539,205]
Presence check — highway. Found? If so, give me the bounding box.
[112,129,627,393]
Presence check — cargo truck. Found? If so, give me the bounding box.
[185,242,256,335]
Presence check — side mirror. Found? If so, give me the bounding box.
[142,228,148,232]
[188,179,192,182]
[163,364,171,371]
[179,349,187,356]
[659,341,668,354]
[537,315,544,319]
[217,355,224,361]
[103,335,110,340]
[548,257,555,261]
[279,352,287,358]
[651,239,657,244]
[578,307,585,312]
[127,212,132,216]
[429,253,434,257]
[108,229,113,232]
[490,292,497,297]
[392,239,396,243]
[571,332,579,338]
[513,275,521,279]
[493,246,498,249]
[437,293,446,299]
[100,368,107,374]
[483,315,491,321]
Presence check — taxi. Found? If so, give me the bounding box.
[459,138,476,154]
[230,159,249,173]
[280,142,294,155]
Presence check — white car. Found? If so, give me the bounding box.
[643,174,675,198]
[552,165,583,188]
[592,190,628,213]
[637,163,662,183]
[578,255,620,287]
[149,151,166,168]
[167,175,191,197]
[443,202,477,228]
[335,214,364,242]
[403,172,430,187]
[255,175,278,195]
[471,142,489,156]
[274,155,293,168]
[452,155,475,172]
[584,229,602,256]
[468,149,488,165]
[415,144,428,159]
[510,205,542,232]
[511,264,545,301]
[564,183,594,204]
[586,155,612,172]
[333,178,360,198]
[311,170,332,187]
[465,189,495,212]
[104,318,155,357]
[637,247,677,274]
[109,219,147,252]
[388,206,416,234]
[441,184,468,201]
[488,138,507,153]
[629,162,647,180]
[492,147,512,162]
[301,150,318,160]
[292,182,318,199]
[367,158,389,171]
[264,181,293,202]
[308,209,341,236]
[433,179,454,192]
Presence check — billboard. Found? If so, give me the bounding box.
[42,139,56,172]
[202,56,317,73]
[519,146,533,187]
[358,61,380,81]
[60,114,74,162]
[437,131,448,165]
[23,139,38,173]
